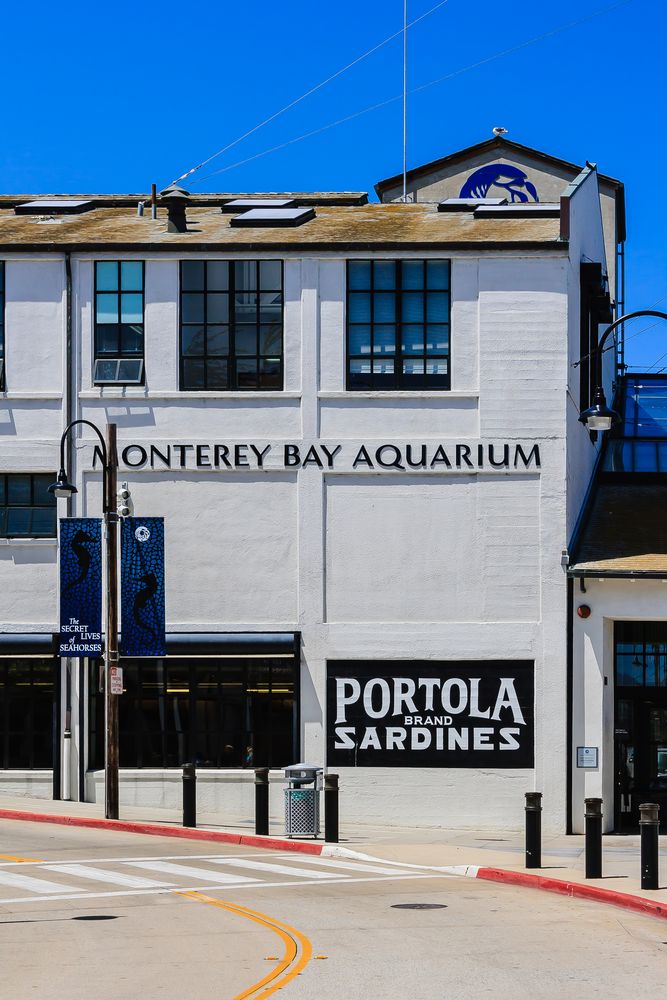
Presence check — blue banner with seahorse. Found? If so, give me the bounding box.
[120,517,165,657]
[59,518,103,657]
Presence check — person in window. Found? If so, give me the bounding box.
[244,744,254,767]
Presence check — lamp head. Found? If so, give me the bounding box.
[579,386,620,432]
[48,468,78,499]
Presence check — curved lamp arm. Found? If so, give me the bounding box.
[593,310,667,386]
[58,419,110,512]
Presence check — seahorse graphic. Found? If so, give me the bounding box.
[63,529,95,593]
[459,164,539,204]
[133,571,159,640]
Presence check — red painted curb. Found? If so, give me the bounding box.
[477,866,667,921]
[0,808,324,856]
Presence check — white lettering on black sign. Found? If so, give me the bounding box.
[326,661,534,768]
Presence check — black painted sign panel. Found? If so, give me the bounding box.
[327,660,534,768]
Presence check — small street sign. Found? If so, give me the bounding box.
[110,665,123,696]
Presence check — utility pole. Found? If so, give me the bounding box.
[105,423,119,820]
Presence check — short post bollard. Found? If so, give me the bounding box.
[640,802,660,890]
[525,792,542,868]
[182,763,196,828]
[324,773,339,844]
[584,797,603,879]
[255,767,270,836]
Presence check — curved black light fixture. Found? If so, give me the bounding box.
[579,310,667,432]
[48,468,78,499]
[48,419,110,510]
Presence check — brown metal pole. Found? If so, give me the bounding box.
[105,423,120,820]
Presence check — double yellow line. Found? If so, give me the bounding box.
[176,890,313,1000]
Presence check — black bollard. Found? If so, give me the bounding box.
[640,802,660,891]
[525,792,542,868]
[182,763,197,828]
[255,767,270,836]
[584,797,603,879]
[325,773,339,844]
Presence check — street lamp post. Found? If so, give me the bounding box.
[50,420,120,820]
[578,310,667,432]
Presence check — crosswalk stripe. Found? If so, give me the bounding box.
[43,864,175,889]
[281,856,416,876]
[0,870,78,894]
[124,861,260,884]
[210,858,345,879]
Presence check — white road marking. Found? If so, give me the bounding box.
[0,872,442,906]
[211,858,346,879]
[0,851,301,868]
[0,870,79,894]
[43,864,175,889]
[124,861,260,884]
[292,856,417,876]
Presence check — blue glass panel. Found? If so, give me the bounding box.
[121,324,143,354]
[426,325,449,354]
[402,325,424,353]
[258,324,280,355]
[207,261,229,291]
[426,359,448,375]
[207,359,228,388]
[373,261,395,290]
[426,292,449,323]
[373,325,396,354]
[209,326,230,356]
[259,292,281,323]
[120,293,143,324]
[96,262,118,291]
[401,261,424,289]
[207,293,229,324]
[617,653,643,686]
[403,358,424,374]
[426,260,449,290]
[235,326,257,355]
[121,262,143,291]
[374,292,396,323]
[348,293,371,323]
[349,262,371,290]
[259,260,281,290]
[235,292,257,323]
[235,261,257,291]
[96,293,118,324]
[634,441,658,471]
[349,358,372,374]
[182,326,206,357]
[402,293,424,322]
[349,326,371,355]
[182,293,205,324]
[181,261,205,291]
[6,508,30,535]
[373,359,394,373]
[30,508,56,536]
[8,476,30,504]
[96,325,119,354]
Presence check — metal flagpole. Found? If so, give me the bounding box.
[402,0,408,202]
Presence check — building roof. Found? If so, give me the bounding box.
[0,201,564,252]
[0,192,369,208]
[375,136,624,194]
[569,483,667,576]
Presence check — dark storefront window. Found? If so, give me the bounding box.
[89,656,297,768]
[0,658,55,768]
[0,473,57,538]
[346,259,451,390]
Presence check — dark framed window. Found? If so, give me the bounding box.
[0,474,56,538]
[180,260,283,390]
[0,261,5,389]
[0,658,55,768]
[347,259,451,390]
[94,261,145,385]
[89,656,297,768]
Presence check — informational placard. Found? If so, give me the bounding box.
[576,746,599,768]
[58,518,103,658]
[327,660,534,768]
[120,517,165,657]
[109,665,123,695]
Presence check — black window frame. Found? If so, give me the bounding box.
[88,655,298,769]
[0,657,56,769]
[0,473,57,539]
[346,258,451,391]
[93,260,145,386]
[179,259,284,391]
[0,261,5,390]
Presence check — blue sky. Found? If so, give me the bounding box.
[1,0,664,367]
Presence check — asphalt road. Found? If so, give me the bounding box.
[0,820,666,999]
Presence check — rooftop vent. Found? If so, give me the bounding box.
[160,185,190,233]
[221,198,296,213]
[230,207,315,228]
[438,198,507,212]
[14,199,94,215]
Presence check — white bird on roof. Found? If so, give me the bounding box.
[492,126,509,137]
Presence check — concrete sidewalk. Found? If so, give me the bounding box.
[2,793,667,914]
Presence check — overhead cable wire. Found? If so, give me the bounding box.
[194,0,635,185]
[170,0,452,186]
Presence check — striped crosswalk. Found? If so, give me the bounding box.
[0,851,443,906]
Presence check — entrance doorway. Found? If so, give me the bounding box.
[615,622,667,830]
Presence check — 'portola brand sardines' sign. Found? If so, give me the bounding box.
[59,518,103,657]
[327,661,534,768]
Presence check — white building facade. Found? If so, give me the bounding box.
[0,141,620,832]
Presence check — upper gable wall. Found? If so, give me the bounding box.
[379,145,620,305]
